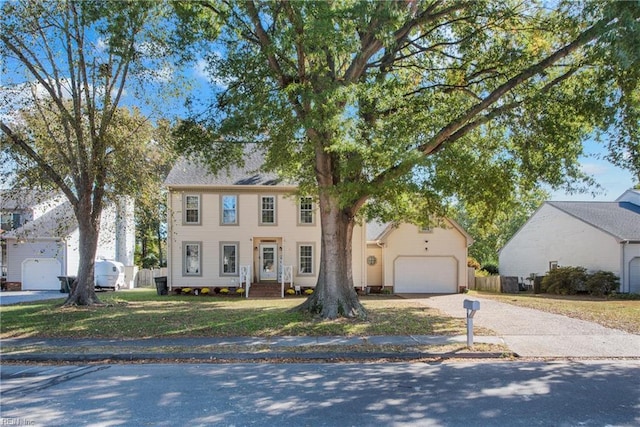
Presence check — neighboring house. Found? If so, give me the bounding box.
[0,190,136,290]
[499,189,640,294]
[165,149,472,294]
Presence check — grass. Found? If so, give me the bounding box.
[0,289,481,339]
[471,291,640,335]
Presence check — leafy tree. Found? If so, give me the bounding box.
[176,1,639,319]
[454,188,548,264]
[0,0,173,305]
[134,120,176,270]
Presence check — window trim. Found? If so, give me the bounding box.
[298,196,315,226]
[183,194,201,225]
[297,242,315,276]
[259,195,277,225]
[183,241,202,276]
[220,194,239,226]
[220,241,239,276]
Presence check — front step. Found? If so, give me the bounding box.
[248,283,284,298]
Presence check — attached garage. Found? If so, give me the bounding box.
[21,258,61,290]
[394,256,458,293]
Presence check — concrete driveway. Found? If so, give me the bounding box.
[0,291,67,306]
[407,293,640,358]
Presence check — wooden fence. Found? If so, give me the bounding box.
[471,276,519,293]
[135,268,168,287]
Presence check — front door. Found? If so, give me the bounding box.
[259,244,278,281]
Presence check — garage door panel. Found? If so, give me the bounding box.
[630,257,640,294]
[394,256,457,293]
[22,258,61,290]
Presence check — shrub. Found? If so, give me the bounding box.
[481,264,499,275]
[220,288,229,294]
[201,288,210,295]
[181,288,192,294]
[467,257,481,270]
[286,288,295,295]
[236,288,245,294]
[304,289,314,295]
[585,271,619,296]
[542,266,588,295]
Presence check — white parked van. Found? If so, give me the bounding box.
[94,260,125,290]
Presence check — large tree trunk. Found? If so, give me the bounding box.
[64,195,102,306]
[295,191,367,319]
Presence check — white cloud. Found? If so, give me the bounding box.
[579,162,608,176]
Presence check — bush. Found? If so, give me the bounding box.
[481,264,499,275]
[467,257,481,270]
[585,271,619,297]
[542,266,588,295]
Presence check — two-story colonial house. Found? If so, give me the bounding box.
[165,148,473,295]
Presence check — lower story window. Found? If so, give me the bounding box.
[298,243,314,275]
[183,242,201,276]
[221,242,239,276]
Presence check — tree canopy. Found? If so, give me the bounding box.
[0,0,176,305]
[173,0,638,318]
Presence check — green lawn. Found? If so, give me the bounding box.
[0,289,476,339]
[471,291,640,334]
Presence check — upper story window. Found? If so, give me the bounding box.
[260,195,276,225]
[1,212,22,231]
[221,195,238,225]
[183,195,201,225]
[299,197,315,225]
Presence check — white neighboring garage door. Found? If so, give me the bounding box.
[630,257,640,294]
[22,258,61,290]
[394,256,457,293]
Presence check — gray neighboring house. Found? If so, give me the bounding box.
[499,189,640,294]
[0,190,136,290]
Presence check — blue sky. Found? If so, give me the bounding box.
[548,140,637,201]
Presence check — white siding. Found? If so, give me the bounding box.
[381,221,468,293]
[168,190,365,289]
[499,203,621,280]
[6,240,64,282]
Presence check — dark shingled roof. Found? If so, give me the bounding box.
[164,148,289,187]
[547,201,640,242]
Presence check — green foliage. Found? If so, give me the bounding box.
[543,267,620,296]
[543,266,589,295]
[585,271,620,297]
[481,264,500,276]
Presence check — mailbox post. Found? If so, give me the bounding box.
[463,299,480,347]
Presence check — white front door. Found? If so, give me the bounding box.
[260,244,278,281]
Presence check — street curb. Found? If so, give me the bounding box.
[0,351,513,363]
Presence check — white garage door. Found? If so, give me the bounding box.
[630,257,640,294]
[22,258,61,290]
[394,256,457,293]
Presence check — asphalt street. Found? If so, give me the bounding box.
[2,360,639,427]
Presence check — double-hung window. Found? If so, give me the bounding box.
[298,243,315,275]
[221,195,238,225]
[299,197,314,225]
[1,212,22,231]
[183,242,201,276]
[260,195,276,225]
[221,242,238,276]
[184,194,201,225]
